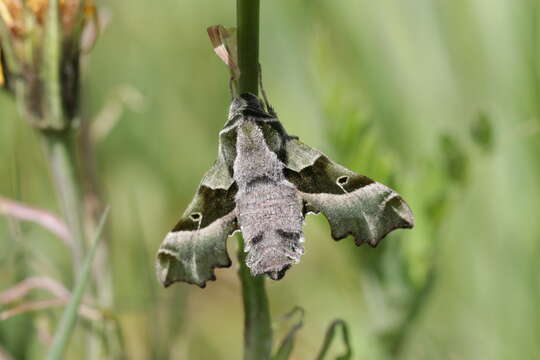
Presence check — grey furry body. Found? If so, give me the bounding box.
[233,120,304,279]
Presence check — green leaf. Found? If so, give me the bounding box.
[315,320,352,360]
[46,207,110,360]
[272,307,304,360]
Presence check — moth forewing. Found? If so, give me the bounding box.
[155,146,239,287]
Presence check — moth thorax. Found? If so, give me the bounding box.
[234,121,284,186]
[236,121,266,153]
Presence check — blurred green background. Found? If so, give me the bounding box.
[1,0,540,359]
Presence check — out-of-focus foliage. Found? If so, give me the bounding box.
[1,0,539,359]
[470,113,495,153]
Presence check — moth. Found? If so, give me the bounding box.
[156,93,414,287]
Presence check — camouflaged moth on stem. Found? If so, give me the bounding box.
[159,2,414,359]
[159,25,415,285]
[156,92,414,359]
[157,93,414,286]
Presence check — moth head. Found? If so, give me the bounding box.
[228,93,266,120]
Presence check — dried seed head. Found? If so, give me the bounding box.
[0,0,100,128]
[0,0,93,34]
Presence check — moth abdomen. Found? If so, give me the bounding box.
[236,181,304,278]
[276,229,301,241]
[250,232,264,245]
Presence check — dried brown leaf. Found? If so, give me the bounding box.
[0,298,102,321]
[207,25,240,81]
[0,276,70,304]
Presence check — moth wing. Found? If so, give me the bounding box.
[156,156,238,288]
[284,139,414,247]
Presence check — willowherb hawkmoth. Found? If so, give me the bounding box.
[156,93,414,287]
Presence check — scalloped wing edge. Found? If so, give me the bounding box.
[301,182,414,247]
[156,211,238,288]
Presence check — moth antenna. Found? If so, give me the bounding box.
[257,63,276,116]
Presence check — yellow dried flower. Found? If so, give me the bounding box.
[0,0,95,36]
[0,0,23,35]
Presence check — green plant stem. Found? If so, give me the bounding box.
[235,1,272,359]
[44,133,85,274]
[43,0,65,130]
[41,3,101,358]
[237,236,272,360]
[237,0,260,95]
[40,0,86,278]
[46,130,110,360]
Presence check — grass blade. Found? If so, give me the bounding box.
[46,206,110,360]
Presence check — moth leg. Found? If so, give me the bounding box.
[229,75,238,98]
[257,63,276,116]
